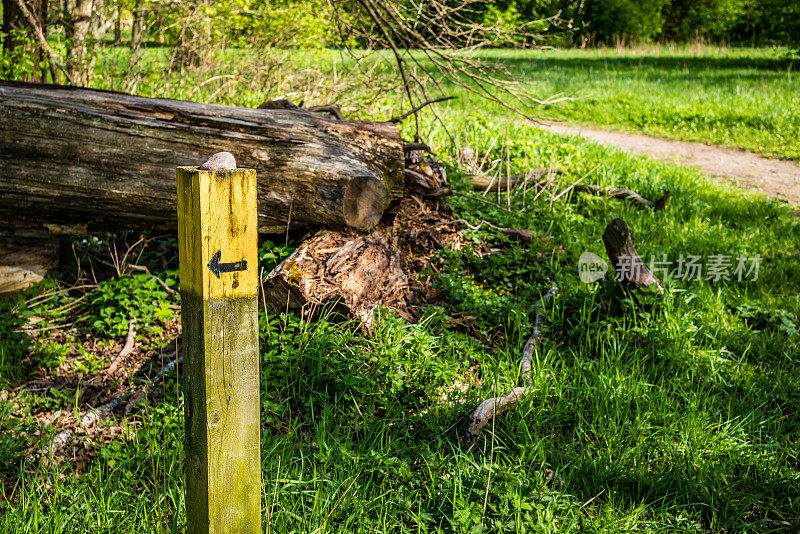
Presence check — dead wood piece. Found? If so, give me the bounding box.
[107,317,137,375]
[261,229,411,324]
[469,286,557,436]
[468,387,527,435]
[469,168,564,192]
[573,184,671,211]
[403,142,432,153]
[602,218,664,293]
[258,99,345,120]
[405,150,448,194]
[0,235,59,295]
[257,98,300,110]
[306,104,345,121]
[0,81,403,233]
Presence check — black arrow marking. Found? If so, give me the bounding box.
[207,250,247,279]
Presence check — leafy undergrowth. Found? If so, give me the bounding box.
[2,113,800,534]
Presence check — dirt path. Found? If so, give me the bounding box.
[539,123,800,205]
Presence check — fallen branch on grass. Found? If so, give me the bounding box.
[106,317,137,375]
[468,286,557,436]
[573,185,670,211]
[35,352,182,461]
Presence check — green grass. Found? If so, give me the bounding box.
[2,45,800,532]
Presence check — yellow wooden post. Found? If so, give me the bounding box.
[177,164,261,534]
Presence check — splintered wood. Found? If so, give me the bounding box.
[262,194,465,323]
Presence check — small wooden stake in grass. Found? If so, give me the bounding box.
[177,163,261,534]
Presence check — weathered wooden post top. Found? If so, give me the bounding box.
[177,152,261,534]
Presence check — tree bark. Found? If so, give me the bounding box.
[0,81,404,234]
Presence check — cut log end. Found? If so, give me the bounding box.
[343,176,389,230]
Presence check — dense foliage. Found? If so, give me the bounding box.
[467,0,798,45]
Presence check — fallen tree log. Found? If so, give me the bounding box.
[0,81,404,234]
[0,235,59,295]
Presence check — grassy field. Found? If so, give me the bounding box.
[2,46,800,532]
[489,45,800,160]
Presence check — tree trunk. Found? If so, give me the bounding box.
[2,0,48,82]
[0,81,404,235]
[130,0,143,51]
[66,0,94,86]
[113,9,121,45]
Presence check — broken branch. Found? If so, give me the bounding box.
[107,317,137,375]
[469,286,557,435]
[572,185,670,211]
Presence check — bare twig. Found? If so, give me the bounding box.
[127,264,179,296]
[388,96,457,123]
